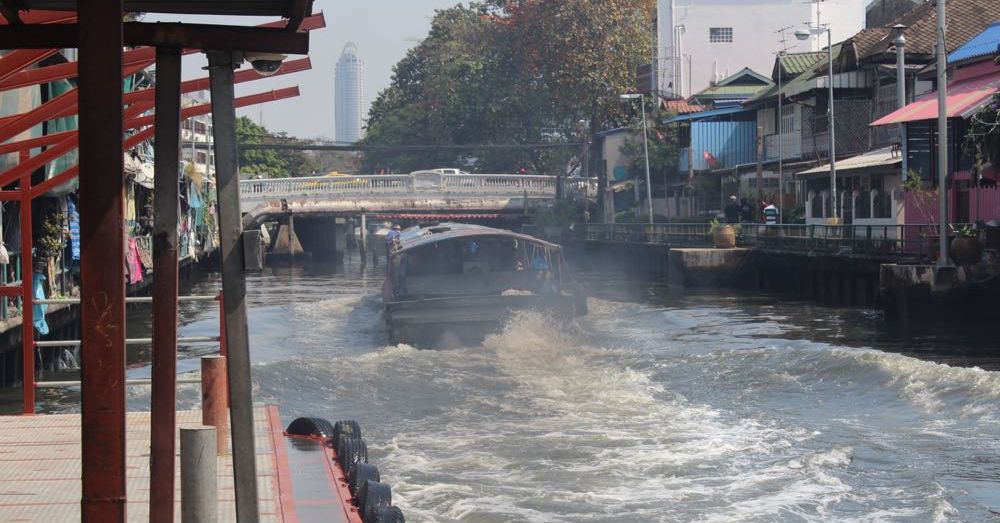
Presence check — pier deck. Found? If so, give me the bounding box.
[0,405,349,522]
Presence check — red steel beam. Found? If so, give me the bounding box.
[124,56,311,106]
[0,62,146,143]
[0,49,58,83]
[128,86,301,129]
[78,1,127,519]
[0,14,323,93]
[29,164,76,199]
[18,171,31,414]
[0,46,154,92]
[0,130,73,155]
[18,87,301,197]
[1,11,75,25]
[0,135,76,188]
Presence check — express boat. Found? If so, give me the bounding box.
[382,223,586,346]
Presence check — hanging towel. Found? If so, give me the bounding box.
[32,273,49,336]
[67,199,81,261]
[127,237,143,285]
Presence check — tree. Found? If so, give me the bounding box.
[965,94,1000,171]
[362,0,655,175]
[235,116,319,178]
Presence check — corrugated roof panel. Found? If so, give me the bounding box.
[948,21,1000,64]
[780,52,826,76]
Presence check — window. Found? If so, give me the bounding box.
[709,27,733,43]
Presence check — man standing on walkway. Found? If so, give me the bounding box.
[724,196,740,224]
[385,224,401,255]
[763,202,779,225]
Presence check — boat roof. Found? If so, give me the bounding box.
[396,223,560,253]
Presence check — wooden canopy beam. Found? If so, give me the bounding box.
[0,21,310,53]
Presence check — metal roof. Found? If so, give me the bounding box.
[663,105,751,123]
[396,223,559,253]
[948,21,1000,64]
[798,146,901,175]
[777,52,826,77]
[21,0,298,16]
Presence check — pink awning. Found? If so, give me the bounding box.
[871,71,1000,126]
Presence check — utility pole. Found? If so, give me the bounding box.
[776,26,792,223]
[936,0,951,267]
[894,25,907,185]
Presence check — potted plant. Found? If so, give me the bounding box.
[949,223,981,265]
[708,218,738,249]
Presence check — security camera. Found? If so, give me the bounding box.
[246,52,287,76]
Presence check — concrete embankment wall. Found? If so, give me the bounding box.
[573,241,882,309]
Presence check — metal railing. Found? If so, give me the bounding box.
[30,294,225,394]
[585,222,946,262]
[240,173,599,200]
[585,223,713,246]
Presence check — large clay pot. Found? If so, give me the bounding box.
[951,236,982,265]
[714,224,736,249]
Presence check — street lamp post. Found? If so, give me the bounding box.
[796,24,837,221]
[621,93,655,224]
[894,25,907,184]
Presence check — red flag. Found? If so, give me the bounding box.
[703,150,718,169]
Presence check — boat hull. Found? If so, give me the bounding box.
[384,294,578,347]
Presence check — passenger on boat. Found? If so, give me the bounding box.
[386,224,401,254]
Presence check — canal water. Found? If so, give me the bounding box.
[18,251,1000,522]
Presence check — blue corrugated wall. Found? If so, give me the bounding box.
[679,120,757,172]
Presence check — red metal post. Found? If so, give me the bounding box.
[78,1,127,521]
[19,172,32,415]
[218,292,227,358]
[149,45,182,523]
[201,355,229,454]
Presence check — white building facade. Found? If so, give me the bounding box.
[656,0,866,98]
[334,42,364,144]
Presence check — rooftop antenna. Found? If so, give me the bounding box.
[776,25,794,54]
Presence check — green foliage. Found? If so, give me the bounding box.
[362,0,655,174]
[964,93,1000,169]
[236,117,319,178]
[37,211,66,258]
[619,97,679,183]
[707,218,741,237]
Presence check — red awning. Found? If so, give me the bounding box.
[871,71,1000,126]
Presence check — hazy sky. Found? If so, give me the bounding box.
[151,0,462,139]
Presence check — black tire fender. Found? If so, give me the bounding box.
[285,417,335,439]
[333,419,362,442]
[372,506,405,523]
[348,462,381,497]
[359,480,392,522]
[337,436,368,476]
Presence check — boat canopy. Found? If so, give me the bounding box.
[395,223,560,254]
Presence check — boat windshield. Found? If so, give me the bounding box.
[392,235,559,298]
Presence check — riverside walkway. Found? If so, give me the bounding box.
[0,405,354,522]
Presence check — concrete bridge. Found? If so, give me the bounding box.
[240,171,598,225]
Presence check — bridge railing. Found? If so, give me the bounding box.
[240,175,413,198]
[585,222,943,262]
[442,174,556,195]
[240,174,598,200]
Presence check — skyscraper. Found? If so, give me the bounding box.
[334,42,364,143]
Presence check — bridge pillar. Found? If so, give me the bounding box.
[272,215,305,259]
